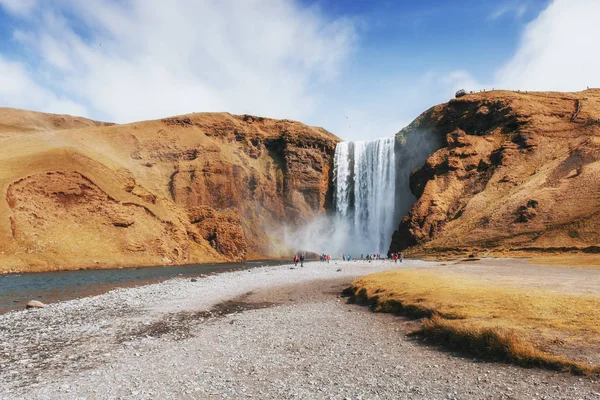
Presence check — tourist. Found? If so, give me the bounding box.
[294,255,298,267]
[300,254,305,267]
[400,252,403,263]
[393,253,398,263]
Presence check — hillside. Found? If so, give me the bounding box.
[0,107,114,135]
[0,109,339,273]
[390,89,600,256]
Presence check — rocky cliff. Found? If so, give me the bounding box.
[0,108,339,273]
[390,89,600,256]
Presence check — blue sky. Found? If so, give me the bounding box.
[0,0,598,140]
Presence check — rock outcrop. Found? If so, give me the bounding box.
[390,89,600,255]
[0,109,338,273]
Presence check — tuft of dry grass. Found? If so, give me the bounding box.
[415,316,592,375]
[346,270,600,375]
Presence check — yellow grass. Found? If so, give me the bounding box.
[348,270,600,374]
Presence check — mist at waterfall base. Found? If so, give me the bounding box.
[283,132,443,258]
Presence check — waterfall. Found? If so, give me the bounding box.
[333,137,396,254]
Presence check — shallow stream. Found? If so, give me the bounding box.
[0,260,288,314]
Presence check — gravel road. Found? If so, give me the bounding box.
[1,260,599,399]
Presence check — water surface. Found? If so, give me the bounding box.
[0,260,288,314]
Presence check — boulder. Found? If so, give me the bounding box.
[26,300,46,309]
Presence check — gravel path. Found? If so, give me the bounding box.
[1,260,599,399]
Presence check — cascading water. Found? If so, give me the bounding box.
[333,137,396,254]
[284,132,440,256]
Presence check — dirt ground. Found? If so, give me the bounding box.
[426,257,600,296]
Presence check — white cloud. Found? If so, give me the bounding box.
[333,0,599,141]
[0,0,356,123]
[2,0,598,142]
[0,0,36,16]
[441,70,486,95]
[0,56,89,116]
[441,0,600,99]
[495,0,600,91]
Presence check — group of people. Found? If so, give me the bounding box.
[293,251,404,266]
[319,254,332,263]
[293,254,305,267]
[359,253,403,263]
[361,253,381,261]
[391,252,403,263]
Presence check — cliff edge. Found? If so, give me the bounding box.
[390,89,600,255]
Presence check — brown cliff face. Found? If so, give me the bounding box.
[390,90,600,255]
[0,109,338,273]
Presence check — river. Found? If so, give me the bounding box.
[0,260,289,314]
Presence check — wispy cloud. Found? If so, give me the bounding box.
[0,0,36,17]
[0,0,357,123]
[489,0,531,20]
[0,55,88,116]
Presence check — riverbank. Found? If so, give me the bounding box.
[1,260,599,399]
[0,254,298,275]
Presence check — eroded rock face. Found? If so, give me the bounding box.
[390,90,600,255]
[187,206,248,261]
[155,114,337,261]
[0,111,338,272]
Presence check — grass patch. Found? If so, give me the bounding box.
[346,270,600,375]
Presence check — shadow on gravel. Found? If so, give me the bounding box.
[3,336,99,389]
[341,286,600,376]
[118,279,353,343]
[118,294,276,342]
